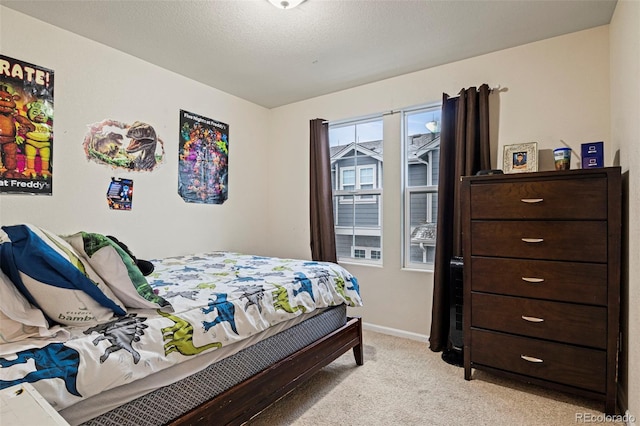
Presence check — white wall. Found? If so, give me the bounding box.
[610,0,640,421]
[0,6,272,260]
[268,26,611,337]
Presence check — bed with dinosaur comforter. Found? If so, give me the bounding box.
[0,224,363,425]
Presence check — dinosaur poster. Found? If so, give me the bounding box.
[83,119,165,171]
[178,110,228,204]
[0,55,54,195]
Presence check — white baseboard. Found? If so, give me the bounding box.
[362,322,429,343]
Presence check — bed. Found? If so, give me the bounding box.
[0,224,363,425]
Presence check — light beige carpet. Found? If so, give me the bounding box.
[247,330,623,426]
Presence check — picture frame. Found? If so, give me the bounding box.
[503,142,538,174]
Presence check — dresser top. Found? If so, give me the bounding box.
[463,166,621,184]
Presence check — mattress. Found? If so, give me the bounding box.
[68,305,347,426]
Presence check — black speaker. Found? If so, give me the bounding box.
[442,256,464,367]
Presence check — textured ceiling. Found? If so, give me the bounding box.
[1,0,617,108]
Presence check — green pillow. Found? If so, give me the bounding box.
[64,232,172,311]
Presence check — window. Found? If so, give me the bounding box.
[340,168,355,191]
[403,105,441,269]
[339,165,377,202]
[351,246,381,261]
[329,116,383,264]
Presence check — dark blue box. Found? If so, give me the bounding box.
[581,141,604,168]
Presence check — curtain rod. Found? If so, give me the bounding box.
[322,85,502,124]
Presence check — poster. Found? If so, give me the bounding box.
[0,55,54,195]
[106,177,133,210]
[178,110,228,204]
[83,119,164,171]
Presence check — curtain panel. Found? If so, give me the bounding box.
[429,84,491,352]
[309,118,338,263]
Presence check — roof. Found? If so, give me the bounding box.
[330,133,440,163]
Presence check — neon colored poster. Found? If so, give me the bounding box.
[178,110,228,204]
[0,55,54,195]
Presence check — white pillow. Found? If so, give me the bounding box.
[1,224,127,326]
[0,271,68,342]
[0,270,48,338]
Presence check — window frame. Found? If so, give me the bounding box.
[329,114,384,265]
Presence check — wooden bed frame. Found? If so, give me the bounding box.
[169,316,363,426]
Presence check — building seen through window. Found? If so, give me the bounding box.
[329,117,383,264]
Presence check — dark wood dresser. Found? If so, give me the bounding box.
[461,167,621,414]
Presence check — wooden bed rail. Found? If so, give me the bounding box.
[169,316,363,426]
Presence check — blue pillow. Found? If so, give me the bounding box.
[0,224,126,326]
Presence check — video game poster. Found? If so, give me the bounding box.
[106,177,133,211]
[0,55,54,195]
[178,110,228,204]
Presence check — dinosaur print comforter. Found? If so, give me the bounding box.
[0,252,362,413]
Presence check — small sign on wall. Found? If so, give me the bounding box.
[107,177,133,210]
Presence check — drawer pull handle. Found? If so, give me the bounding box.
[521,315,544,323]
[520,198,544,204]
[522,277,544,283]
[521,238,544,243]
[521,355,544,363]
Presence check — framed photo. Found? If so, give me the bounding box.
[503,142,538,174]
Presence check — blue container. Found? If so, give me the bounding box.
[581,141,604,168]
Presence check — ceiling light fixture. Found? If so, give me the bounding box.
[267,0,306,9]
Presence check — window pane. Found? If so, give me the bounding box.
[330,120,383,186]
[329,120,383,146]
[403,105,441,269]
[342,169,355,186]
[406,109,441,188]
[408,191,438,265]
[333,193,382,262]
[359,167,373,184]
[330,117,383,264]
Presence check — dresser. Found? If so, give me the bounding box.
[461,167,621,414]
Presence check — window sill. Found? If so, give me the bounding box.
[402,266,435,273]
[337,260,383,269]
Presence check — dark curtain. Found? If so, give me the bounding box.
[309,118,338,263]
[429,84,491,352]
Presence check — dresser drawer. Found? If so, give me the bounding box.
[469,177,607,220]
[470,257,608,305]
[470,329,606,393]
[471,293,607,348]
[470,221,607,262]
